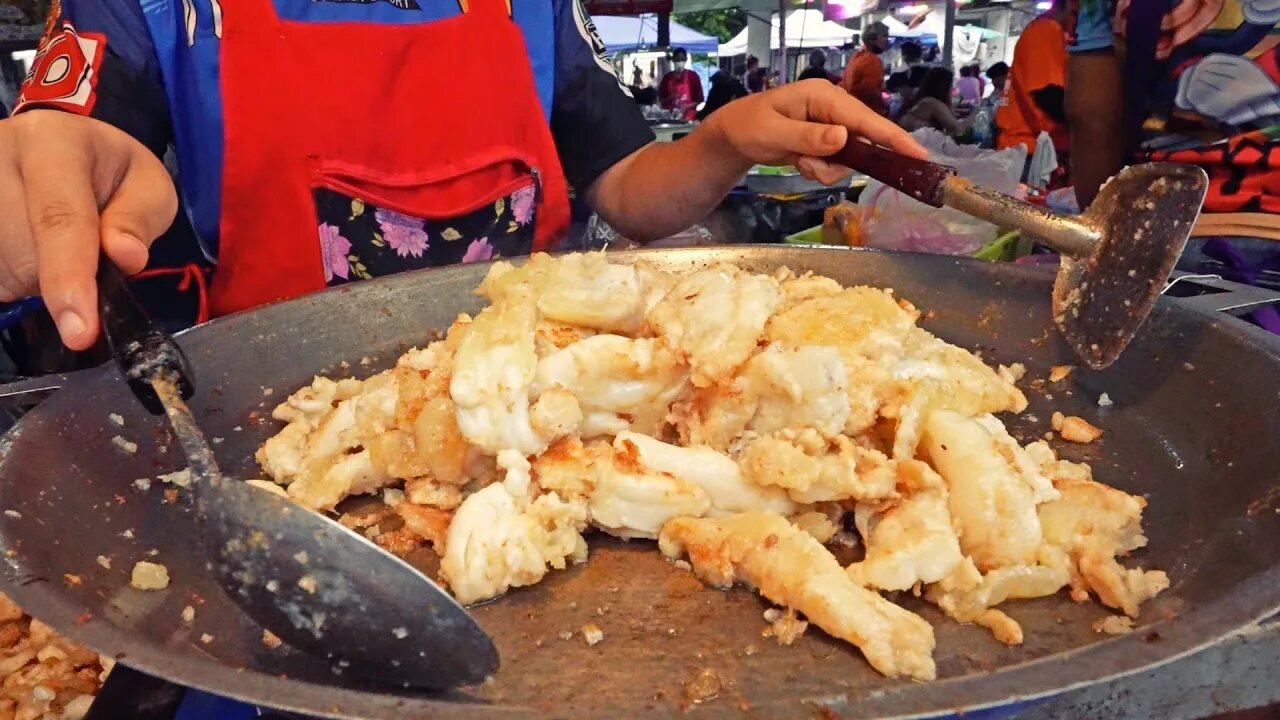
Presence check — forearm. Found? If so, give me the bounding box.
[586,121,746,242]
[1067,51,1125,208]
[941,107,966,135]
[1030,85,1067,125]
[584,79,927,241]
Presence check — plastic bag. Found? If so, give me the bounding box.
[1026,131,1059,189]
[858,128,1026,255]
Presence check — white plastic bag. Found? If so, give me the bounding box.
[1027,131,1059,189]
[858,128,1026,255]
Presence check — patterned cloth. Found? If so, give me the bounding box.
[1067,0,1280,214]
[313,183,538,286]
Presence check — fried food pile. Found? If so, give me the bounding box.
[0,594,110,720]
[256,253,1167,681]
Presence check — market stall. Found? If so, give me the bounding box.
[594,13,719,54]
[718,8,855,55]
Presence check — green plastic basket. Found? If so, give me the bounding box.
[783,226,1027,261]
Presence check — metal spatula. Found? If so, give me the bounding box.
[830,141,1209,369]
[95,263,497,688]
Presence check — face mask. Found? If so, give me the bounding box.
[674,61,686,71]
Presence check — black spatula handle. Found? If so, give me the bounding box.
[828,139,954,208]
[97,262,194,415]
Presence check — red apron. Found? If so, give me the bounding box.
[210,0,572,316]
[661,70,698,121]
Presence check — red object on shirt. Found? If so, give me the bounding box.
[208,0,572,316]
[659,69,704,121]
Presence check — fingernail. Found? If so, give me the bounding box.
[113,233,149,272]
[824,126,845,146]
[57,310,85,340]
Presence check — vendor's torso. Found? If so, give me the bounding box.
[138,0,571,315]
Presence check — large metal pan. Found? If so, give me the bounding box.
[1,247,1278,720]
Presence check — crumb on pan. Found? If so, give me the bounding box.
[110,436,138,455]
[581,623,604,646]
[1051,412,1065,432]
[1098,393,1113,407]
[95,556,111,570]
[1048,365,1072,383]
[1060,416,1103,444]
[133,478,151,492]
[108,413,124,427]
[181,606,195,623]
[158,469,193,488]
[130,561,170,591]
[684,668,722,705]
[200,633,214,644]
[262,629,283,649]
[1093,615,1134,635]
[764,608,808,645]
[997,363,1026,383]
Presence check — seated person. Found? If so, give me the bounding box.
[955,65,982,106]
[886,71,910,119]
[898,67,974,136]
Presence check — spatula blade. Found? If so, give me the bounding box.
[1053,163,1208,369]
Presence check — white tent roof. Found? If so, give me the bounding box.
[595,14,719,54]
[720,8,856,56]
[882,16,931,39]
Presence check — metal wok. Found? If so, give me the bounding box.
[1,246,1278,720]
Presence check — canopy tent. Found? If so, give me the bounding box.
[881,16,933,40]
[956,23,1005,40]
[594,14,719,54]
[719,8,855,56]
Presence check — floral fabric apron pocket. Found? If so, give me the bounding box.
[311,158,540,285]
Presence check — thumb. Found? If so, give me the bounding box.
[814,124,849,156]
[98,142,179,275]
[760,116,848,161]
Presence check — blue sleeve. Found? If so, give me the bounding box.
[1067,0,1117,53]
[15,0,171,156]
[550,0,654,191]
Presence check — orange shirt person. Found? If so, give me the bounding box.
[995,3,1071,155]
[841,22,890,115]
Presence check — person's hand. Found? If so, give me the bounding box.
[0,110,178,350]
[701,78,927,184]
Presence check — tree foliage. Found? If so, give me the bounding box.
[673,9,746,42]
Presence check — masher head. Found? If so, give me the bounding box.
[1053,163,1209,369]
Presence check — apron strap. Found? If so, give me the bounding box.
[133,264,213,325]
